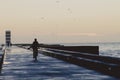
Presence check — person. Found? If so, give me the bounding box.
[29,38,39,61]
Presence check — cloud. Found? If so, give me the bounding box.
[59,33,97,37]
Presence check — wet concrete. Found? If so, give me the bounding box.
[0,46,117,80]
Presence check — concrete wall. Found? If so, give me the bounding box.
[42,46,99,55]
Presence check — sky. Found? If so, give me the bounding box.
[0,0,120,44]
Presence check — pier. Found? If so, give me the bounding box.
[0,46,118,79]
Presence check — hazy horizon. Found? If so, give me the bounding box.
[0,0,120,44]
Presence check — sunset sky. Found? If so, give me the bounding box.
[0,0,120,44]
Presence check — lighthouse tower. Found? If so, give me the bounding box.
[5,30,11,47]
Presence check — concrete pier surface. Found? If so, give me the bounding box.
[0,46,117,80]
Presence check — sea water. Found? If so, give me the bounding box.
[61,42,120,58]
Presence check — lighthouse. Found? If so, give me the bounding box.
[5,30,11,47]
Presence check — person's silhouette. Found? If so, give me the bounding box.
[29,38,39,61]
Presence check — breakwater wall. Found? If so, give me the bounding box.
[17,44,120,78]
[40,48,120,78]
[0,48,5,73]
[14,44,99,55]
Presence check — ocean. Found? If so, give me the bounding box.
[61,42,120,58]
